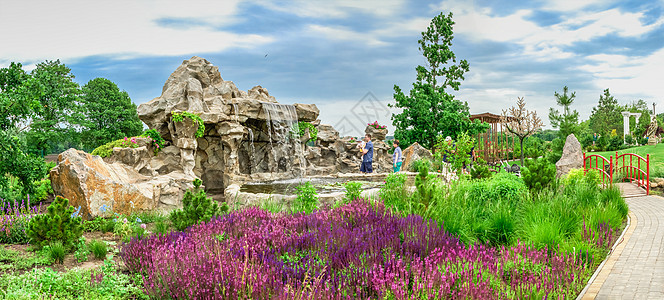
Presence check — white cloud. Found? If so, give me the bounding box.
[306,25,388,46]
[255,0,407,19]
[0,0,274,66]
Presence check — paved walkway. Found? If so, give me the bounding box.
[582,183,664,299]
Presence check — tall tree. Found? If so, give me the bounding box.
[501,97,543,166]
[389,12,486,149]
[549,86,580,139]
[26,60,82,152]
[80,78,143,148]
[588,88,622,136]
[0,62,40,130]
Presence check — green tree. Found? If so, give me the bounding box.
[80,78,143,149]
[26,60,82,153]
[588,89,622,136]
[0,62,40,130]
[549,86,580,139]
[389,12,486,149]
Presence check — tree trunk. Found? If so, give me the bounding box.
[520,137,525,167]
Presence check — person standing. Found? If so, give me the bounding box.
[392,140,402,172]
[360,134,374,174]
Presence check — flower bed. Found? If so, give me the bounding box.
[121,199,588,299]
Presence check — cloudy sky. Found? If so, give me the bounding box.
[1,0,663,136]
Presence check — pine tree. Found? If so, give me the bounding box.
[589,89,622,136]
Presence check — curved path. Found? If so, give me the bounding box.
[582,183,664,299]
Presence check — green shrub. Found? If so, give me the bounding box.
[379,173,409,210]
[521,158,556,192]
[141,129,166,155]
[26,196,82,249]
[293,122,318,142]
[31,178,53,202]
[169,180,224,231]
[154,219,170,235]
[413,163,437,208]
[91,137,139,158]
[343,181,362,203]
[564,168,601,187]
[73,237,89,262]
[0,131,48,199]
[44,241,66,264]
[470,158,493,180]
[293,182,318,214]
[408,158,433,172]
[171,111,205,138]
[485,205,516,246]
[88,240,107,260]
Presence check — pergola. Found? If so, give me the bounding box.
[470,112,516,164]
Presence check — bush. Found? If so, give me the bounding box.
[91,137,139,158]
[26,196,82,249]
[607,135,624,151]
[154,219,170,235]
[624,134,634,145]
[45,241,66,264]
[141,129,165,155]
[74,237,89,262]
[293,122,318,143]
[88,240,107,260]
[0,131,47,199]
[343,181,362,203]
[31,178,53,202]
[470,158,493,180]
[293,182,318,214]
[169,180,224,231]
[521,158,556,192]
[379,173,409,210]
[564,168,601,187]
[408,158,433,172]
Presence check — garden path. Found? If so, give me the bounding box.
[582,183,664,299]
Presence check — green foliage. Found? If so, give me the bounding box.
[589,89,622,136]
[73,237,89,262]
[154,219,170,235]
[343,181,362,203]
[140,129,165,155]
[293,122,318,142]
[0,62,40,130]
[379,173,409,210]
[172,111,205,138]
[413,163,437,208]
[470,158,493,180]
[79,78,143,149]
[82,217,115,233]
[31,178,53,202]
[0,262,149,299]
[169,182,224,231]
[564,168,601,187]
[549,86,580,139]
[293,182,318,214]
[88,240,108,260]
[521,158,556,192]
[408,158,433,172]
[26,196,83,249]
[0,131,47,198]
[434,132,475,174]
[0,246,53,272]
[91,137,140,158]
[44,241,66,264]
[389,12,488,149]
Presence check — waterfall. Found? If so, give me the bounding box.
[247,128,255,172]
[232,103,240,122]
[261,103,307,176]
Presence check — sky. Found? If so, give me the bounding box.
[1,0,663,136]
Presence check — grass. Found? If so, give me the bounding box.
[88,240,107,260]
[588,145,664,169]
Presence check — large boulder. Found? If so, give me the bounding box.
[316,124,339,143]
[556,134,584,177]
[50,149,194,219]
[401,142,433,172]
[293,103,320,122]
[365,125,387,141]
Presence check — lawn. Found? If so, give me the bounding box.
[588,145,664,168]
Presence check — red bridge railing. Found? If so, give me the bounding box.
[615,152,650,195]
[583,153,613,187]
[582,152,650,195]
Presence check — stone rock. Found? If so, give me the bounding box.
[401,142,433,172]
[50,149,194,220]
[365,125,387,141]
[293,103,320,122]
[556,134,584,178]
[316,124,339,143]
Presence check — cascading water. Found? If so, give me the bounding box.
[247,128,255,172]
[232,103,240,122]
[261,103,307,176]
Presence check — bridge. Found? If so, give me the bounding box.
[583,152,650,196]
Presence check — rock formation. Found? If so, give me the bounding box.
[401,142,433,172]
[50,56,392,218]
[556,134,583,177]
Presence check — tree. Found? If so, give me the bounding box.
[0,62,40,130]
[588,89,622,136]
[80,78,143,149]
[389,12,487,149]
[26,60,82,153]
[549,86,579,139]
[501,97,543,166]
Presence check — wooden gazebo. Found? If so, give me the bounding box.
[470,112,516,164]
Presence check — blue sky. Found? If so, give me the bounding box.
[1,0,663,136]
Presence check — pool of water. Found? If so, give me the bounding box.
[239,176,387,194]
